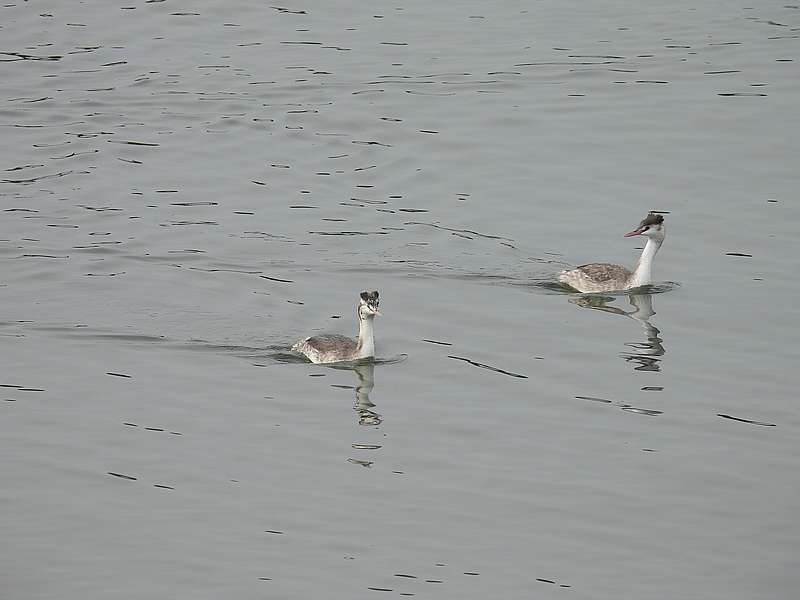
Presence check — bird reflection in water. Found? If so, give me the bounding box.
[352,361,381,426]
[569,292,665,371]
[335,361,382,468]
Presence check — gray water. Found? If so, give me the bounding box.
[2,1,798,598]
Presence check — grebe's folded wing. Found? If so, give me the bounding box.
[574,262,632,283]
[295,334,357,353]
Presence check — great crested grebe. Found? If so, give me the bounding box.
[292,290,380,364]
[559,213,666,293]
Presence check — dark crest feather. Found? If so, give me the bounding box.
[641,213,664,227]
[360,290,379,303]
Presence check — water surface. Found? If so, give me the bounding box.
[2,1,798,598]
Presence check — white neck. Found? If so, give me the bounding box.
[630,237,663,288]
[356,316,375,359]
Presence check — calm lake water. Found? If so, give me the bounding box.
[2,1,798,598]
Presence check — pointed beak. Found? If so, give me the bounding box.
[624,227,645,237]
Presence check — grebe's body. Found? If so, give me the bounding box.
[292,291,380,364]
[559,213,666,293]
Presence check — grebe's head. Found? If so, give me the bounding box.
[625,213,665,241]
[358,290,380,320]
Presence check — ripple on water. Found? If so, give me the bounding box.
[447,355,528,379]
[717,413,776,427]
